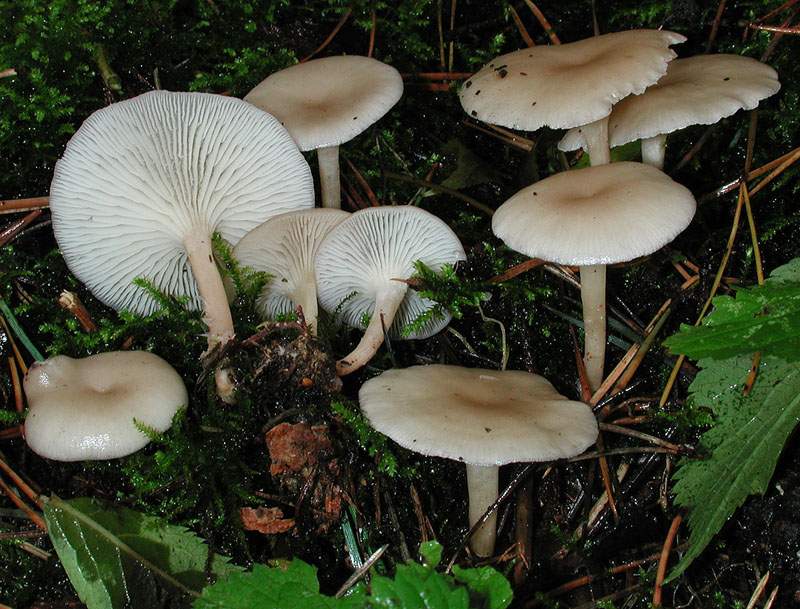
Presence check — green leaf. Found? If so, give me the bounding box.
[668,355,800,580]
[194,560,366,609]
[452,566,513,609]
[418,541,443,568]
[664,257,800,361]
[44,496,241,609]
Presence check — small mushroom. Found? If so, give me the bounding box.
[49,91,314,401]
[24,352,188,461]
[559,54,781,168]
[459,30,685,165]
[245,56,403,209]
[315,207,465,375]
[360,365,598,556]
[492,162,696,391]
[233,209,350,334]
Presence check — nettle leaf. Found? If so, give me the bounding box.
[668,355,800,580]
[664,257,800,361]
[44,496,241,609]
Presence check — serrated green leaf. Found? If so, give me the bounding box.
[665,257,800,361]
[194,560,365,609]
[44,495,241,609]
[668,355,800,580]
[452,566,513,609]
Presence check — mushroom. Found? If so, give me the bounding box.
[24,351,188,461]
[233,209,350,334]
[49,90,314,400]
[459,30,685,165]
[315,206,465,375]
[559,54,781,168]
[360,364,598,556]
[245,56,403,208]
[492,162,696,391]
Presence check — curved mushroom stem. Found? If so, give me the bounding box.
[580,116,611,166]
[466,464,499,557]
[640,134,667,169]
[579,264,607,393]
[336,283,407,376]
[317,146,341,209]
[184,232,236,401]
[292,278,320,335]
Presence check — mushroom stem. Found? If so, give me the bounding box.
[293,278,320,335]
[466,463,500,557]
[579,264,607,393]
[336,283,407,375]
[184,233,237,402]
[317,146,342,209]
[640,134,667,169]
[581,117,611,166]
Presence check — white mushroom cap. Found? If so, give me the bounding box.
[244,56,404,151]
[359,365,598,466]
[459,30,685,131]
[233,208,350,320]
[50,90,314,317]
[315,206,466,339]
[24,352,188,461]
[559,54,781,151]
[492,162,696,266]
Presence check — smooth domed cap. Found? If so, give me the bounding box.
[234,209,350,319]
[315,206,466,339]
[459,29,685,131]
[244,56,404,151]
[560,54,781,151]
[24,352,188,461]
[492,162,696,266]
[360,365,598,466]
[50,90,314,316]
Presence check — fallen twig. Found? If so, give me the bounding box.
[653,514,683,606]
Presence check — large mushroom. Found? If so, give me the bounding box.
[559,54,781,168]
[360,365,598,556]
[24,352,187,461]
[459,30,685,165]
[492,162,696,391]
[315,206,465,375]
[49,90,314,400]
[233,208,350,334]
[245,56,403,209]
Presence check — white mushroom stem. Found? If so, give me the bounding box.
[184,233,236,401]
[292,278,320,335]
[640,134,667,169]
[580,116,611,166]
[336,282,407,376]
[466,464,500,557]
[579,264,607,393]
[317,146,341,209]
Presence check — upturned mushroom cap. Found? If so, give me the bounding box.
[244,56,404,151]
[492,162,696,266]
[315,206,466,339]
[359,365,598,466]
[50,90,314,316]
[24,352,188,461]
[459,29,685,131]
[559,54,781,151]
[233,209,350,319]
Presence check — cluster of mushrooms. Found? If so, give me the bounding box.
[22,29,779,558]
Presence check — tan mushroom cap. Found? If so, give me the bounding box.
[360,365,598,466]
[459,30,685,131]
[245,56,404,151]
[492,162,696,266]
[24,352,188,461]
[559,54,781,151]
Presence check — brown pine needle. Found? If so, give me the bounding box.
[509,5,535,47]
[599,423,683,452]
[461,119,534,151]
[488,258,545,283]
[0,474,46,530]
[383,171,494,216]
[745,21,800,34]
[0,196,49,216]
[755,0,799,23]
[762,586,779,609]
[367,10,377,57]
[749,145,800,197]
[523,0,560,44]
[745,571,770,609]
[0,457,42,508]
[653,514,683,606]
[344,158,380,207]
[0,210,43,248]
[8,357,24,413]
[0,315,29,374]
[742,184,764,285]
[301,8,352,62]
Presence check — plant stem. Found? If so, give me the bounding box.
[580,264,607,392]
[641,134,667,169]
[466,464,499,557]
[318,146,342,209]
